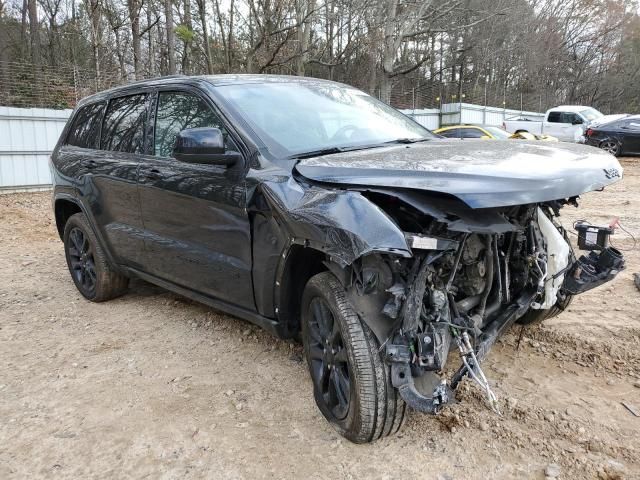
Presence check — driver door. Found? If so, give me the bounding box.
[137,87,255,310]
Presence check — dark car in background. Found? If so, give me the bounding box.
[50,75,624,443]
[585,114,640,156]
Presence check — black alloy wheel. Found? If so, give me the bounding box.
[301,272,406,443]
[63,213,129,302]
[67,227,97,296]
[307,297,351,420]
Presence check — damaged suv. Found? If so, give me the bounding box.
[51,75,624,443]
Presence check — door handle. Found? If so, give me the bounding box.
[142,168,162,180]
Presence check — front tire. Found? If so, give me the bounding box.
[517,291,574,325]
[301,272,406,443]
[63,213,129,302]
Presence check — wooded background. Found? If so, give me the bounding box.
[0,0,638,112]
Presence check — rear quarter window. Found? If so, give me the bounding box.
[65,102,105,149]
[101,94,148,153]
[547,112,562,123]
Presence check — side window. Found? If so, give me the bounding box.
[458,128,485,138]
[154,91,227,158]
[438,129,459,138]
[101,94,148,153]
[562,113,581,124]
[547,111,562,123]
[66,102,105,148]
[628,121,640,131]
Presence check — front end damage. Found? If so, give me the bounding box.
[336,193,625,414]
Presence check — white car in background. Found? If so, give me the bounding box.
[503,105,606,142]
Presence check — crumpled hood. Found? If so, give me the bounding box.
[295,140,623,208]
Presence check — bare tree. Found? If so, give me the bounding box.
[164,0,176,73]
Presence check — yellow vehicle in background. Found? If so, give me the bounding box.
[434,124,558,141]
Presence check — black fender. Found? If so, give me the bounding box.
[256,176,412,266]
[52,190,125,276]
[246,172,412,338]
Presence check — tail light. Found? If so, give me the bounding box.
[586,128,594,137]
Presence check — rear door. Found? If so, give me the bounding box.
[81,92,149,268]
[137,87,254,309]
[543,111,573,141]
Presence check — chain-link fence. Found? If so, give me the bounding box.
[0,62,122,109]
[1,60,558,116]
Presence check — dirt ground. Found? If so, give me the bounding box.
[1,159,639,480]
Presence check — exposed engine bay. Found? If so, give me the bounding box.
[342,195,625,414]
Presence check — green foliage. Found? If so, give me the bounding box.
[175,25,196,43]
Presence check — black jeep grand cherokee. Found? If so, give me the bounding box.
[51,75,624,443]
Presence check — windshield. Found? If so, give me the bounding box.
[580,108,604,121]
[483,126,511,139]
[218,82,435,158]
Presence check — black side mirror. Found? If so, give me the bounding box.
[572,118,583,125]
[173,127,241,166]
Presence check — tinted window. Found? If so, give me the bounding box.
[154,92,226,157]
[457,128,486,139]
[438,129,459,138]
[101,94,147,153]
[66,102,105,148]
[628,121,640,131]
[218,82,433,158]
[547,112,562,123]
[562,113,581,124]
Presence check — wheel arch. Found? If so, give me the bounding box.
[53,193,123,275]
[276,244,329,338]
[54,196,83,240]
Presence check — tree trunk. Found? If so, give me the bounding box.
[128,0,143,79]
[182,0,192,74]
[227,0,234,71]
[28,0,41,67]
[20,0,28,58]
[201,0,213,74]
[295,0,315,76]
[379,1,398,103]
[0,2,6,87]
[147,5,155,76]
[164,0,176,74]
[84,0,102,87]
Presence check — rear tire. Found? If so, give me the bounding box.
[63,213,129,302]
[600,140,621,157]
[301,272,406,443]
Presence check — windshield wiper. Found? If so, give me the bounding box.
[289,147,344,160]
[385,137,432,144]
[290,138,431,160]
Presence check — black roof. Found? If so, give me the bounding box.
[77,74,346,107]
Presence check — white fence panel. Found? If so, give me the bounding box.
[403,103,544,130]
[399,108,440,130]
[0,106,71,191]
